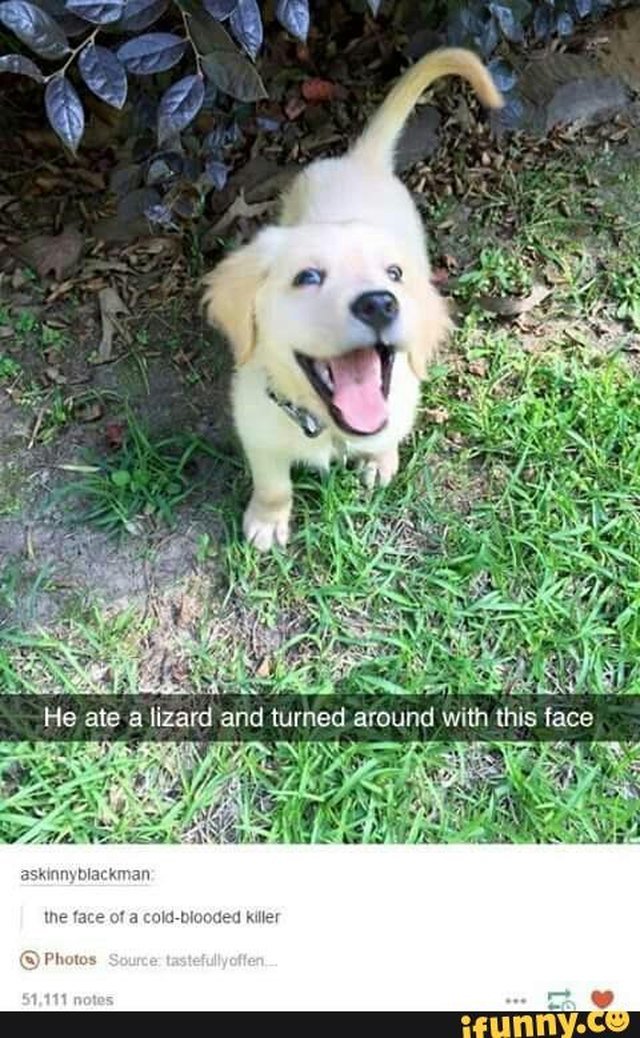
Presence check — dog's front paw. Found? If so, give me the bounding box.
[360,447,399,490]
[243,504,291,551]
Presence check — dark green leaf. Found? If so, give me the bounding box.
[184,1,233,54]
[145,202,174,226]
[203,0,237,18]
[203,157,228,189]
[488,57,517,93]
[533,5,551,39]
[556,12,574,35]
[489,3,524,43]
[34,0,85,35]
[229,0,262,59]
[575,0,593,16]
[146,153,182,185]
[497,94,525,130]
[117,32,187,75]
[45,74,84,152]
[65,0,123,24]
[476,15,499,57]
[275,0,309,41]
[0,1,69,59]
[117,0,168,32]
[201,45,266,101]
[78,43,127,109]
[157,73,205,144]
[0,51,43,79]
[204,120,241,148]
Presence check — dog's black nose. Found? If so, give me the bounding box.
[350,291,399,332]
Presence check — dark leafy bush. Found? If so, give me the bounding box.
[1,1,372,227]
[0,1,342,152]
[1,1,624,151]
[446,0,618,105]
[0,0,629,230]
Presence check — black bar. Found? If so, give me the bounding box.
[0,693,639,742]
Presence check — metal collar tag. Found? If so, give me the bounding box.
[266,386,326,439]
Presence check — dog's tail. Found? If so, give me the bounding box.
[350,47,503,171]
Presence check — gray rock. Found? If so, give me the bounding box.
[505,53,630,134]
[396,107,441,171]
[544,76,630,131]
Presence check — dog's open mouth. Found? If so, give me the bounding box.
[295,343,395,436]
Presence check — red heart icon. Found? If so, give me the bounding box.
[591,991,614,1009]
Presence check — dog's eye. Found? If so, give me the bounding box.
[387,265,403,283]
[293,268,326,287]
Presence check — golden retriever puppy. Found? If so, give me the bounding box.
[203,49,502,550]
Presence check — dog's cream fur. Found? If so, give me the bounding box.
[202,48,502,550]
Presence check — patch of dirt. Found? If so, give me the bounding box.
[0,518,224,630]
[160,595,316,689]
[417,450,496,519]
[0,281,237,629]
[0,118,249,634]
[183,777,243,844]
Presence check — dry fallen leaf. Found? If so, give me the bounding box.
[75,400,103,423]
[284,96,307,121]
[255,658,272,678]
[94,286,129,364]
[477,283,551,318]
[301,78,340,102]
[467,359,488,377]
[43,365,67,385]
[19,226,83,282]
[207,191,274,239]
[424,407,450,424]
[105,421,126,449]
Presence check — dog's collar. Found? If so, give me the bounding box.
[266,384,326,438]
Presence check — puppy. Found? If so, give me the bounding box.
[203,48,502,551]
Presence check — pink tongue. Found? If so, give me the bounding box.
[328,348,387,434]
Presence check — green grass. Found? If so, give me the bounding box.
[609,258,640,331]
[0,355,21,382]
[1,144,639,844]
[56,417,210,535]
[0,461,28,517]
[453,245,533,302]
[0,305,77,443]
[438,145,640,326]
[1,324,639,843]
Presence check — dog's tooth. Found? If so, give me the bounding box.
[315,361,334,390]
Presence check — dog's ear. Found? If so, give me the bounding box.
[202,228,282,365]
[408,281,452,380]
